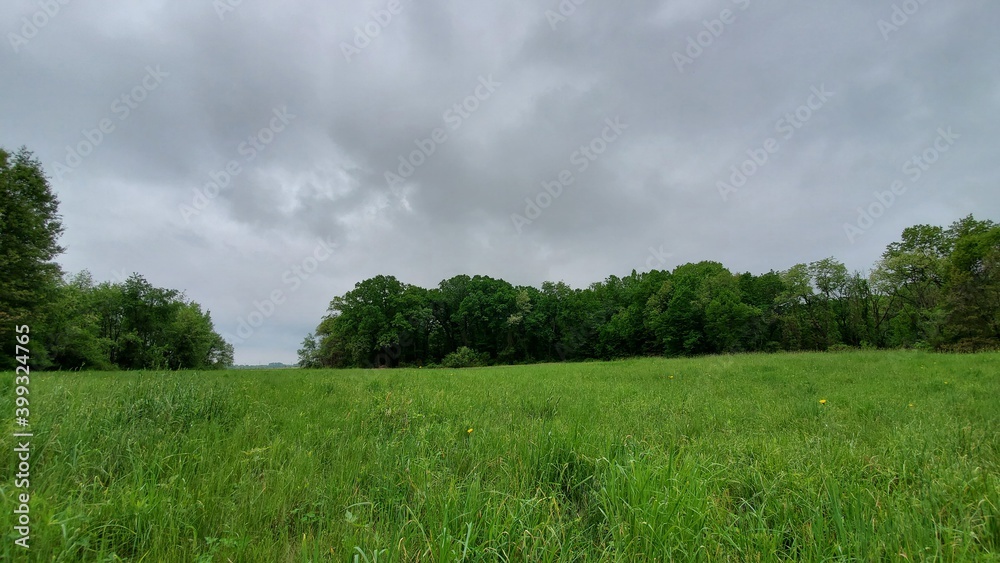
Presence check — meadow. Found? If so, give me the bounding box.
[1,351,998,561]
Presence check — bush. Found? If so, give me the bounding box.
[936,337,1000,354]
[441,346,489,369]
[827,344,858,353]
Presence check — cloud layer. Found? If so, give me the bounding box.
[3,0,998,363]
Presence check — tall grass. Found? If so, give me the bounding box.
[1,351,998,561]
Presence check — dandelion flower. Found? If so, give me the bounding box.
[819,399,827,405]
[908,403,914,408]
[467,428,473,434]
[669,375,674,380]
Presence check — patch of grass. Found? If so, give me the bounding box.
[1,351,999,560]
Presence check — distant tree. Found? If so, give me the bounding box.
[871,217,994,347]
[940,220,1000,345]
[647,262,731,355]
[431,275,518,361]
[206,333,235,369]
[322,275,410,367]
[777,263,832,350]
[808,258,850,346]
[501,288,533,363]
[841,272,892,348]
[64,272,233,370]
[0,147,65,369]
[313,315,349,368]
[595,270,665,358]
[545,281,593,360]
[699,271,760,353]
[737,271,785,351]
[297,333,321,368]
[304,215,999,368]
[44,271,113,370]
[165,301,232,369]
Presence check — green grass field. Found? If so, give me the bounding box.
[2,351,999,561]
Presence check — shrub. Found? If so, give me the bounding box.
[937,337,1000,354]
[441,346,489,368]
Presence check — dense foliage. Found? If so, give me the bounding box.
[0,147,64,368]
[0,147,233,371]
[39,271,235,370]
[301,215,1000,368]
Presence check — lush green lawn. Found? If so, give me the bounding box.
[1,351,998,561]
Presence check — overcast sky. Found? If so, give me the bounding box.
[3,1,998,364]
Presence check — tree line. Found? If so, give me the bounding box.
[1,146,232,371]
[299,215,1000,368]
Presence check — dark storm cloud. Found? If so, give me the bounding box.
[2,0,998,363]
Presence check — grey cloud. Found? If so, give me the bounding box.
[2,0,998,363]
